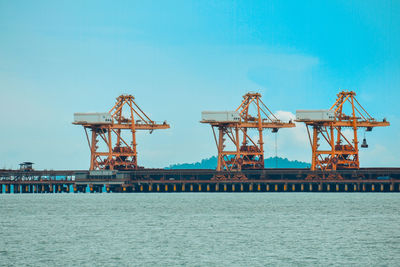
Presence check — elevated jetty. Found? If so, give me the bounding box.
[1,168,399,193]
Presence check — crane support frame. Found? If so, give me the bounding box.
[202,92,295,171]
[74,95,169,170]
[298,91,389,171]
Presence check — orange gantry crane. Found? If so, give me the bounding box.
[73,94,169,170]
[201,92,295,171]
[296,90,389,171]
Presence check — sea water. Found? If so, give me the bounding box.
[0,193,399,266]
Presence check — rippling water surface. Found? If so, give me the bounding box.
[1,193,399,266]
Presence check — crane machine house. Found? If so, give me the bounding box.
[201,111,241,122]
[295,110,335,121]
[73,113,113,124]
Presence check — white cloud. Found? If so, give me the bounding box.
[245,110,311,163]
[264,111,311,162]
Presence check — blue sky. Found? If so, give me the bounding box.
[0,0,399,169]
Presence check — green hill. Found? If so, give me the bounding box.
[166,156,310,169]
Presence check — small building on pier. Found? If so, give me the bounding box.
[19,162,34,172]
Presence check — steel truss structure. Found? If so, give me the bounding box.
[299,91,389,171]
[202,92,295,171]
[75,95,169,170]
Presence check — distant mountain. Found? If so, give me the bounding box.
[166,156,310,169]
[264,157,311,168]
